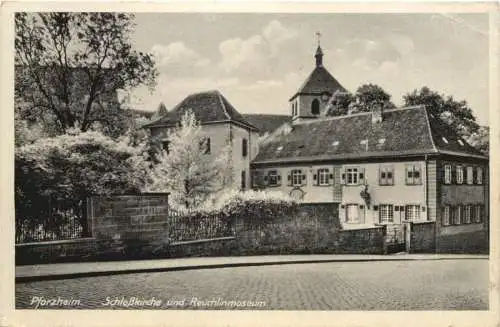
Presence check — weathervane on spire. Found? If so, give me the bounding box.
[315,31,322,47]
[314,32,323,67]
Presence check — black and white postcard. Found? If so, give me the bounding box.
[1,1,498,327]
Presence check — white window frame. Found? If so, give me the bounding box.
[477,167,483,185]
[379,165,394,186]
[267,170,279,186]
[291,169,303,186]
[463,204,472,224]
[379,204,394,224]
[318,168,330,186]
[444,165,452,184]
[466,167,474,185]
[345,204,360,224]
[405,205,421,221]
[346,167,359,186]
[443,205,451,226]
[474,204,482,223]
[456,165,464,184]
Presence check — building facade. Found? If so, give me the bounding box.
[143,90,260,191]
[249,44,489,252]
[145,44,489,252]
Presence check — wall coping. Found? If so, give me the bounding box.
[15,238,95,247]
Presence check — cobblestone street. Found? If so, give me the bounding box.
[16,259,488,310]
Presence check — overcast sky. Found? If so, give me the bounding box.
[128,13,489,125]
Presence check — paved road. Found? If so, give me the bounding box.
[16,259,488,310]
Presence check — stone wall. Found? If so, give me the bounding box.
[15,238,96,265]
[89,194,170,256]
[336,227,385,254]
[229,203,384,255]
[409,221,436,253]
[436,230,489,254]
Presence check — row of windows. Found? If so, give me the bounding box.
[443,164,483,185]
[162,138,248,157]
[442,204,485,226]
[253,164,423,187]
[342,204,425,224]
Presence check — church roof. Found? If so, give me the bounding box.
[242,114,292,135]
[252,106,486,165]
[144,90,258,131]
[290,65,347,101]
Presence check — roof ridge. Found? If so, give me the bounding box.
[294,105,428,126]
[216,91,231,120]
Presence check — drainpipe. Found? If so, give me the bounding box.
[424,154,428,220]
[248,128,251,191]
[426,153,438,254]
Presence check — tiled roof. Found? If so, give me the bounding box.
[427,113,485,157]
[252,106,487,164]
[144,90,258,131]
[242,114,292,135]
[290,66,347,101]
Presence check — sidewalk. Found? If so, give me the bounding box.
[15,253,488,282]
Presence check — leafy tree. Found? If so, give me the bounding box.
[465,125,489,156]
[324,84,395,116]
[15,130,150,240]
[354,83,396,112]
[403,87,480,138]
[323,92,354,116]
[15,12,158,137]
[145,110,233,209]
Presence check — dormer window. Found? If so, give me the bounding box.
[311,99,320,115]
[360,139,368,151]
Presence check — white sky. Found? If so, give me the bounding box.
[128,13,489,125]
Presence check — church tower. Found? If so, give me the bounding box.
[290,33,347,124]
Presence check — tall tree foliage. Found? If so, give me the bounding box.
[326,83,395,116]
[15,12,158,137]
[403,86,480,138]
[15,130,150,238]
[353,83,396,112]
[146,110,233,209]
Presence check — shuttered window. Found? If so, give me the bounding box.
[267,170,281,186]
[379,165,394,186]
[343,167,364,186]
[477,167,483,184]
[456,165,464,184]
[291,169,304,186]
[444,165,452,184]
[466,167,474,184]
[406,164,422,185]
[463,204,472,224]
[442,205,451,226]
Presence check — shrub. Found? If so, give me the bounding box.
[200,189,298,223]
[15,130,150,240]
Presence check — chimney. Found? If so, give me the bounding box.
[371,102,383,124]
